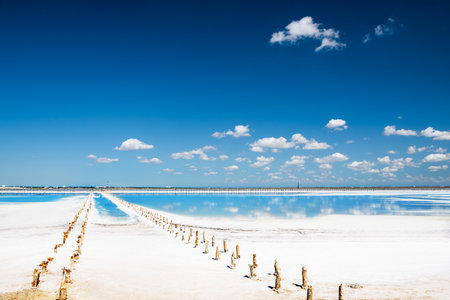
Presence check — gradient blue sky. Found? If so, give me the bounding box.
[0,0,449,187]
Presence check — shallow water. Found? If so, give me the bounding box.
[117,193,450,218]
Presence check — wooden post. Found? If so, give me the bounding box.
[215,246,220,260]
[252,254,258,267]
[249,264,256,278]
[31,269,40,287]
[302,266,308,288]
[338,284,343,300]
[58,282,68,300]
[236,244,240,259]
[203,232,206,243]
[204,240,209,254]
[274,272,281,292]
[230,252,236,269]
[223,240,228,253]
[195,237,199,248]
[274,259,279,276]
[307,285,313,300]
[212,236,215,247]
[182,235,185,241]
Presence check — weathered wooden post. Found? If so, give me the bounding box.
[236,244,240,259]
[215,246,220,260]
[230,252,236,269]
[249,264,256,278]
[212,235,215,247]
[202,232,206,243]
[307,285,313,300]
[58,281,68,300]
[195,237,199,248]
[274,259,279,276]
[204,240,209,254]
[31,269,40,287]
[274,271,281,292]
[338,284,343,300]
[182,235,185,241]
[302,266,308,288]
[252,254,258,267]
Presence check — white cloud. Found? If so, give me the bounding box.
[346,140,355,144]
[407,145,429,154]
[250,156,274,168]
[250,133,330,152]
[387,150,397,154]
[434,147,447,153]
[224,165,239,171]
[270,16,345,52]
[377,156,391,164]
[383,125,418,136]
[347,160,379,173]
[282,155,308,168]
[364,18,397,43]
[319,163,332,170]
[420,127,450,141]
[88,154,119,164]
[163,168,174,173]
[314,152,349,164]
[235,157,250,163]
[219,155,229,160]
[137,156,163,164]
[114,138,154,151]
[326,119,348,131]
[212,125,250,138]
[423,153,450,163]
[171,145,216,160]
[303,139,331,150]
[428,165,448,172]
[224,207,239,213]
[204,171,218,176]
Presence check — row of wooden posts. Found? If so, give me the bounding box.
[30,194,93,300]
[107,195,350,299]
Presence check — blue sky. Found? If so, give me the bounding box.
[0,0,449,187]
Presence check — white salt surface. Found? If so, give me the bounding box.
[1,193,450,299]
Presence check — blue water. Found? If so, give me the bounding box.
[0,194,83,203]
[93,194,128,217]
[117,193,450,218]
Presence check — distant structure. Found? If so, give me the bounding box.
[297,181,300,189]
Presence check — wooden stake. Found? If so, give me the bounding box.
[31,269,40,287]
[58,282,68,300]
[212,236,215,247]
[302,266,308,288]
[252,254,258,267]
[203,232,206,243]
[249,264,256,278]
[307,285,313,300]
[204,240,209,254]
[230,252,236,269]
[195,237,199,248]
[236,244,240,259]
[274,272,281,292]
[338,284,343,300]
[223,240,228,252]
[274,259,280,276]
[215,246,220,260]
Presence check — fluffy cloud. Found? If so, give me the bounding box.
[282,155,308,168]
[114,138,154,151]
[428,165,448,172]
[363,18,397,43]
[88,154,119,164]
[378,157,419,176]
[407,145,428,154]
[250,156,274,168]
[347,160,379,173]
[377,156,391,164]
[163,168,174,173]
[171,146,216,160]
[235,157,250,163]
[204,171,218,176]
[250,133,330,152]
[270,16,346,52]
[383,125,417,136]
[219,155,229,160]
[224,165,239,171]
[314,153,349,164]
[319,163,332,170]
[420,127,450,141]
[212,125,250,138]
[325,119,348,130]
[422,153,450,163]
[137,156,162,164]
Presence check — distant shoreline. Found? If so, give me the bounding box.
[1,186,449,194]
